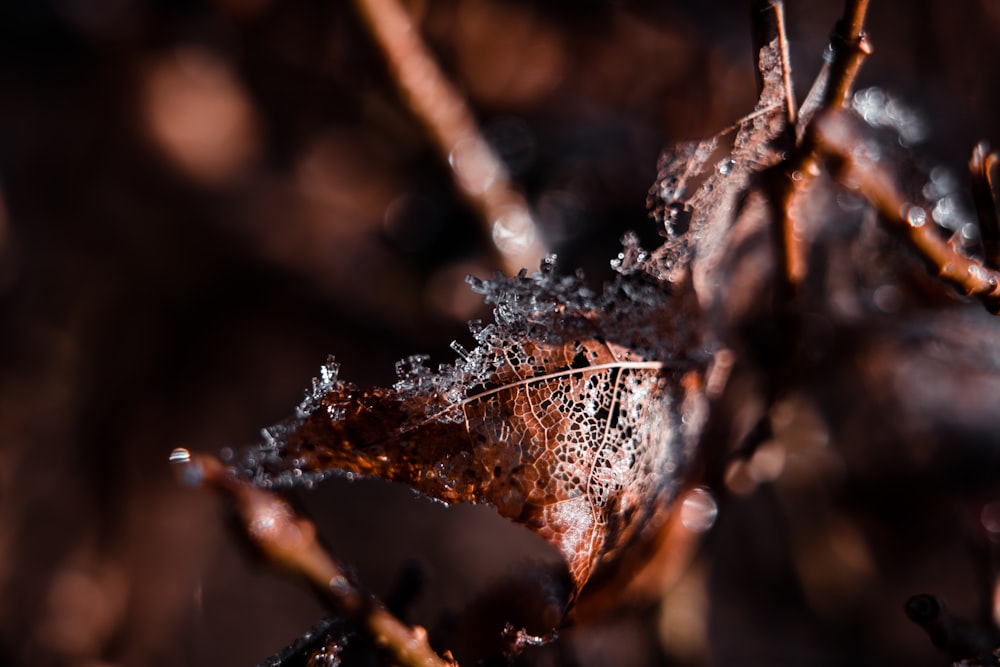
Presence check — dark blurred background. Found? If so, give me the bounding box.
[1,0,999,665]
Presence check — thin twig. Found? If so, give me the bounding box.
[813,110,1000,313]
[970,142,1000,268]
[779,0,873,287]
[351,0,547,276]
[822,0,873,110]
[170,449,457,667]
[771,1,797,126]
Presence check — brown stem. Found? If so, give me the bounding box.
[970,142,1000,268]
[171,449,456,667]
[351,0,547,276]
[813,110,1000,313]
[772,1,797,126]
[822,0,873,109]
[778,0,873,289]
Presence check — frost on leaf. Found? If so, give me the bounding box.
[646,35,790,303]
[240,258,707,595]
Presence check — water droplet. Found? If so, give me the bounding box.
[961,222,980,242]
[169,447,191,464]
[932,196,960,229]
[904,205,926,227]
[329,575,351,597]
[923,166,957,201]
[449,137,499,194]
[492,208,539,255]
[969,264,989,284]
[679,487,718,533]
[852,86,927,145]
[716,158,734,176]
[169,448,205,487]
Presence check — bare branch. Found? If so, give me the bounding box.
[777,0,873,289]
[351,0,547,275]
[822,0,873,110]
[970,142,1000,268]
[170,449,457,667]
[772,1,798,126]
[813,110,1000,313]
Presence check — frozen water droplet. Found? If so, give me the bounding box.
[169,447,191,464]
[904,205,926,227]
[969,264,989,284]
[961,222,980,241]
[449,137,499,194]
[923,166,958,201]
[679,487,718,533]
[492,208,539,256]
[169,448,205,487]
[852,86,927,144]
[329,575,351,597]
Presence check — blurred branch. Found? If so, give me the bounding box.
[170,449,457,667]
[813,110,1000,313]
[779,0,873,288]
[352,0,547,275]
[970,142,1000,268]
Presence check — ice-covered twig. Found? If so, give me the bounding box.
[170,449,456,667]
[351,0,547,276]
[812,110,1000,313]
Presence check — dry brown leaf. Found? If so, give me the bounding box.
[241,261,707,596]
